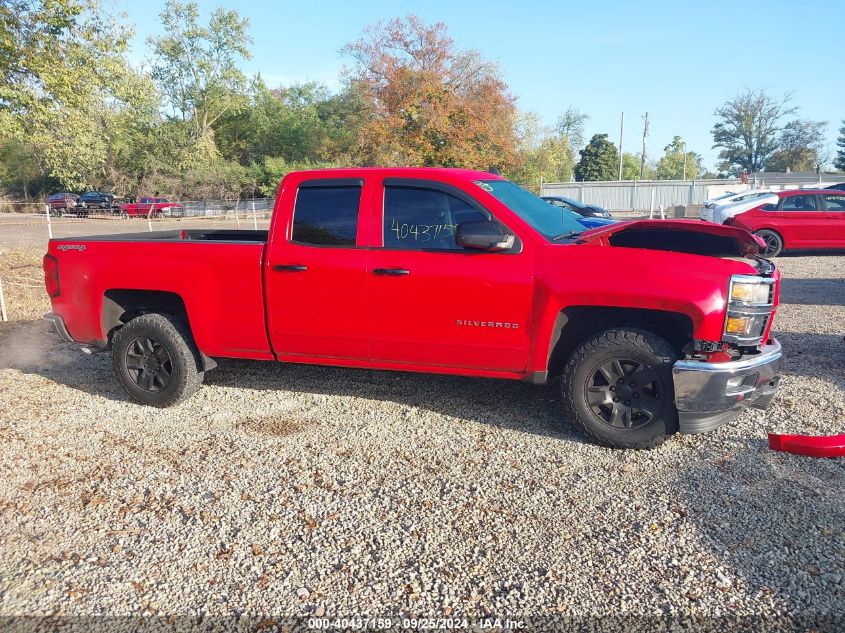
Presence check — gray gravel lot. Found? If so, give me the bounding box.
[0,254,843,629]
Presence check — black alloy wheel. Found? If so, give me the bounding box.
[124,336,173,392]
[585,357,665,430]
[112,313,204,407]
[561,328,679,449]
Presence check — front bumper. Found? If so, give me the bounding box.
[672,338,783,434]
[44,312,74,343]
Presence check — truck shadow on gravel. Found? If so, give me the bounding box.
[7,322,843,441]
[778,277,845,306]
[204,358,578,441]
[4,320,580,443]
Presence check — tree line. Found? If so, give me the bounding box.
[0,1,841,202]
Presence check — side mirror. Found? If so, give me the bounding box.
[456,220,515,252]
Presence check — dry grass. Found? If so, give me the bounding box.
[0,247,50,322]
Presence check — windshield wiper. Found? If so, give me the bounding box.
[551,231,583,242]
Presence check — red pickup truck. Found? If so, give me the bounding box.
[43,168,784,449]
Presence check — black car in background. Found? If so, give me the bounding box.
[76,191,116,209]
[825,183,845,191]
[541,195,613,218]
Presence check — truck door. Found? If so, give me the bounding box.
[264,177,371,360]
[367,178,534,373]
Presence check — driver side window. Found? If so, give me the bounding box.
[383,186,489,250]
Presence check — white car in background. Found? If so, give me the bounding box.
[702,190,740,209]
[703,192,780,225]
[700,190,775,222]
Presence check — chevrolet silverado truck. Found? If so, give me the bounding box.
[43,168,784,449]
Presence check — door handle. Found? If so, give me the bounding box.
[272,264,308,272]
[373,268,410,276]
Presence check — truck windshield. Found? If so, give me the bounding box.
[474,180,585,240]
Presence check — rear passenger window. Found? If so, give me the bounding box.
[292,185,361,246]
[780,195,817,211]
[383,186,489,250]
[822,194,845,211]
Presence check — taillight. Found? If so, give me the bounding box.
[43,254,60,297]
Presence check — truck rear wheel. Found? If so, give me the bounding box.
[112,313,203,407]
[561,328,679,449]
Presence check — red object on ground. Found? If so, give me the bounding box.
[768,433,845,458]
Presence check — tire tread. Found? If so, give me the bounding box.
[560,328,678,450]
[112,313,202,407]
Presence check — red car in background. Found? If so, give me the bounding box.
[118,197,184,218]
[726,189,845,256]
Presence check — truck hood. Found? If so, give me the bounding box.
[576,219,765,257]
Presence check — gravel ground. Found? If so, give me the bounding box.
[0,247,51,321]
[0,254,842,630]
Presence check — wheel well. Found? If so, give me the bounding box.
[102,289,215,371]
[102,288,193,348]
[547,306,693,377]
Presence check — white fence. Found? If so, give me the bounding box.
[541,173,845,212]
[541,179,743,212]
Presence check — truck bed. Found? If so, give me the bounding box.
[47,231,273,359]
[64,229,269,243]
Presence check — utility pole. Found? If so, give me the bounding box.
[682,141,687,180]
[640,112,649,181]
[618,112,624,181]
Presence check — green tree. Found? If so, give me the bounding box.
[711,88,797,175]
[655,136,702,180]
[574,134,619,181]
[621,152,653,180]
[0,0,151,191]
[150,1,253,165]
[766,119,827,172]
[509,111,573,190]
[0,138,49,198]
[556,106,589,166]
[836,121,845,172]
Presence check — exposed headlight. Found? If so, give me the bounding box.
[726,315,754,335]
[724,276,775,344]
[730,282,771,305]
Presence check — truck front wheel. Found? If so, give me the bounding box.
[112,313,203,407]
[561,328,679,449]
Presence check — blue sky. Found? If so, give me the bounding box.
[118,0,845,170]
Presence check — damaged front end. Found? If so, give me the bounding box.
[578,219,785,434]
[577,219,767,258]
